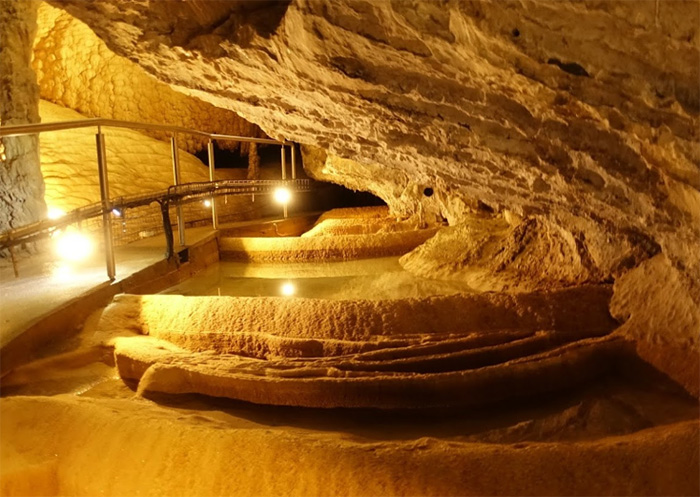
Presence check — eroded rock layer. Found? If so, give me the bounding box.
[99,284,619,408]
[2,395,697,496]
[48,0,700,269]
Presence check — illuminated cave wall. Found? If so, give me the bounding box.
[33,1,266,155]
[0,0,45,233]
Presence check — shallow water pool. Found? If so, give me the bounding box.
[160,257,476,300]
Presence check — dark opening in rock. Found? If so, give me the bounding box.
[423,187,434,197]
[547,58,590,78]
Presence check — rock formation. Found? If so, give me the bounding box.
[0,0,46,234]
[46,0,699,395]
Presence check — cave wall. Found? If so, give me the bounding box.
[33,1,266,155]
[38,99,274,245]
[38,100,212,211]
[0,0,46,234]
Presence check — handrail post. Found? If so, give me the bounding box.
[290,143,297,180]
[281,145,288,218]
[207,139,218,229]
[280,145,287,181]
[171,134,186,246]
[96,127,116,281]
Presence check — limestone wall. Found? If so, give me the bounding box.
[33,2,265,155]
[39,100,272,245]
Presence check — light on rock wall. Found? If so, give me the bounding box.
[280,281,296,297]
[203,199,212,208]
[273,187,292,205]
[48,207,66,220]
[55,229,93,262]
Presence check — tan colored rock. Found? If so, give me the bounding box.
[2,395,698,496]
[39,100,212,211]
[220,228,439,262]
[0,0,45,233]
[43,0,699,367]
[400,215,602,292]
[33,1,265,155]
[99,287,616,354]
[47,0,699,265]
[610,254,700,397]
[115,333,623,409]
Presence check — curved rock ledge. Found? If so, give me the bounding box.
[115,334,623,409]
[100,286,619,408]
[219,228,439,262]
[100,287,616,349]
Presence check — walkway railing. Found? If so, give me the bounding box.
[0,118,307,280]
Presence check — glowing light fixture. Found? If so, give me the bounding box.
[111,208,122,217]
[47,207,66,220]
[203,199,212,208]
[55,230,93,262]
[280,281,296,296]
[273,187,292,205]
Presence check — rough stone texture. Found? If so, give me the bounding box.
[610,254,700,397]
[400,214,604,292]
[2,395,698,496]
[47,0,700,265]
[220,228,438,262]
[97,284,618,408]
[0,0,46,233]
[115,334,623,409]
[99,287,616,347]
[33,1,266,155]
[45,1,700,378]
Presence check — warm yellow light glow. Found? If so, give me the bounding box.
[51,263,73,282]
[203,199,212,208]
[112,208,122,217]
[55,230,93,262]
[47,207,66,220]
[280,281,296,296]
[273,187,292,205]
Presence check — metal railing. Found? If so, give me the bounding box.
[0,117,304,280]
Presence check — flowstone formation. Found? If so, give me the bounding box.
[49,0,700,395]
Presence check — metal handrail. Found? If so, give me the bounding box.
[0,117,287,145]
[0,178,312,262]
[0,116,302,280]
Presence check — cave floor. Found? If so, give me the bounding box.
[1,210,698,495]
